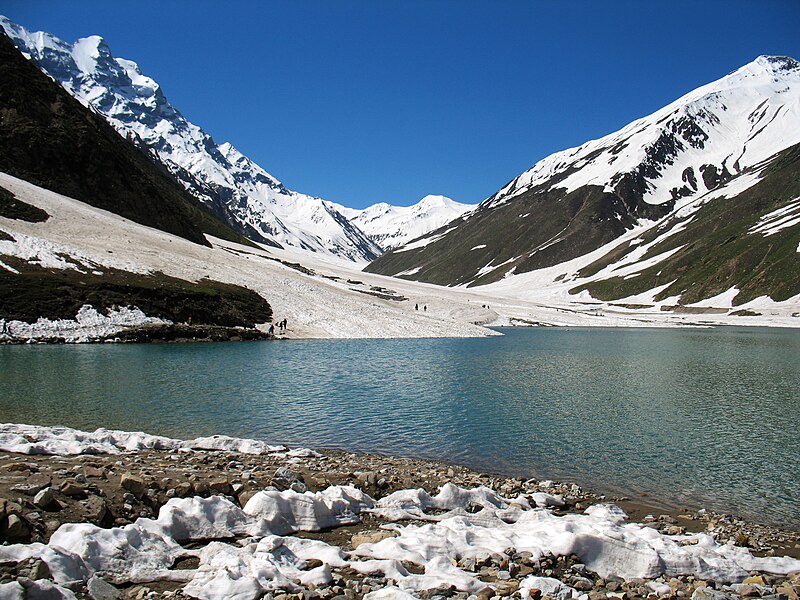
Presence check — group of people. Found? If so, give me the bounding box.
[414,303,427,312]
[267,318,288,338]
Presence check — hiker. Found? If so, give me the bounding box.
[423,305,427,312]
[415,304,419,311]
[268,324,275,338]
[282,318,287,330]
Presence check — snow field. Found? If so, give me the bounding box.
[1,170,798,335]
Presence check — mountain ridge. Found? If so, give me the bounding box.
[366,55,800,307]
[327,195,476,251]
[0,16,383,262]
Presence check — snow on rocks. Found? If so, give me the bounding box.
[0,304,172,343]
[243,486,374,535]
[0,423,307,456]
[1,480,799,598]
[0,425,799,598]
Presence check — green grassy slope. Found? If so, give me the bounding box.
[571,143,800,305]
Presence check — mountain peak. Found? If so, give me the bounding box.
[418,194,452,206]
[0,15,381,262]
[752,55,800,74]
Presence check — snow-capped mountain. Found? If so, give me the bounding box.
[367,56,800,307]
[328,195,476,251]
[486,55,800,210]
[0,16,381,262]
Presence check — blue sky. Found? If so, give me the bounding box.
[3,1,800,209]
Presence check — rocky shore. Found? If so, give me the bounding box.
[0,440,798,600]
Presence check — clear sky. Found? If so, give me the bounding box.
[3,1,800,209]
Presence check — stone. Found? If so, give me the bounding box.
[692,589,736,600]
[573,578,594,591]
[60,482,87,497]
[87,575,121,600]
[120,473,147,498]
[33,487,57,509]
[208,479,232,495]
[84,466,105,479]
[5,514,29,539]
[174,482,194,497]
[736,585,763,597]
[744,577,766,586]
[85,495,108,524]
[10,482,49,496]
[20,558,50,581]
[493,581,519,596]
[776,585,799,600]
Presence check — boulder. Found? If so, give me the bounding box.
[120,473,147,498]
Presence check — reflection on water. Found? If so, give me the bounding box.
[1,327,798,525]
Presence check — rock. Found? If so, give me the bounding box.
[174,482,193,497]
[10,482,49,496]
[6,515,31,540]
[527,589,543,600]
[735,585,764,597]
[290,481,308,493]
[85,495,108,524]
[120,473,147,498]
[83,466,105,479]
[743,577,766,586]
[208,479,232,495]
[60,482,87,498]
[3,462,37,473]
[238,490,258,507]
[33,487,57,509]
[352,530,397,548]
[692,589,736,600]
[494,581,519,596]
[776,585,799,600]
[573,578,594,591]
[87,575,121,600]
[31,561,51,581]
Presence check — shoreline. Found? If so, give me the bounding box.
[0,424,799,599]
[2,446,797,558]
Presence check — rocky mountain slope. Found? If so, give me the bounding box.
[0,32,274,335]
[0,31,249,249]
[0,16,381,262]
[366,56,800,307]
[329,195,476,251]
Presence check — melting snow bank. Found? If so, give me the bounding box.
[0,483,798,599]
[0,423,304,456]
[0,304,171,343]
[0,424,798,599]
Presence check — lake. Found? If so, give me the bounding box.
[1,326,798,526]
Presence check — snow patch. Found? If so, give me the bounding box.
[0,305,171,343]
[749,196,800,236]
[0,425,799,597]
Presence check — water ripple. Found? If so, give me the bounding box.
[0,327,797,525]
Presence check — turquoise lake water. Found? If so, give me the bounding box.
[1,327,798,525]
